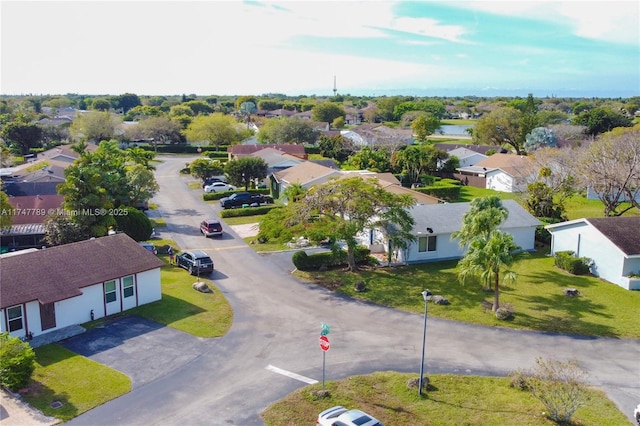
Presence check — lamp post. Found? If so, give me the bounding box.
[419,289,432,396]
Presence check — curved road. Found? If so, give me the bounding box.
[70,155,640,425]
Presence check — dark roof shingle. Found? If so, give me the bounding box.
[587,216,640,256]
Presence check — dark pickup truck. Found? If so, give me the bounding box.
[219,192,273,209]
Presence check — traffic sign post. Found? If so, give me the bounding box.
[319,335,330,351]
[320,324,330,390]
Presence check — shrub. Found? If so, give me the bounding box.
[509,368,531,391]
[0,332,36,391]
[554,251,592,275]
[219,205,280,218]
[525,357,590,423]
[292,247,373,271]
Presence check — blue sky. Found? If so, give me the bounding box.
[1,1,638,98]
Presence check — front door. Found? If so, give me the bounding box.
[40,302,56,331]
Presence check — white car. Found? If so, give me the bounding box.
[204,182,236,193]
[317,406,384,426]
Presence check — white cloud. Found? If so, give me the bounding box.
[458,0,639,44]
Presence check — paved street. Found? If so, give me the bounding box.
[66,154,640,425]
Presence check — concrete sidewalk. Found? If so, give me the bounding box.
[0,389,58,425]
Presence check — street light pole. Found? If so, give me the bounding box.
[419,289,432,396]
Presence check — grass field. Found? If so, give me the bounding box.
[262,372,628,426]
[295,249,640,338]
[23,344,131,421]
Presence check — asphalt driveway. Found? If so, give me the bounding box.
[60,316,212,389]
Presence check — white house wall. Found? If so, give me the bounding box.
[1,269,162,339]
[405,232,462,264]
[550,223,629,289]
[486,171,515,192]
[137,268,162,305]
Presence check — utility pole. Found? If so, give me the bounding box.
[333,75,337,97]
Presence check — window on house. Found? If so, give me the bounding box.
[122,276,134,298]
[7,305,24,332]
[105,280,117,303]
[418,236,437,252]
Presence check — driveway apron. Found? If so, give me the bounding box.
[59,316,210,389]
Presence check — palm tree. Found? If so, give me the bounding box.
[457,229,518,311]
[452,195,509,247]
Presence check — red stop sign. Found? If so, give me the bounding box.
[319,335,330,351]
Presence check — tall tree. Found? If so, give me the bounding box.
[126,116,184,148]
[189,158,225,181]
[0,122,42,154]
[126,163,159,208]
[312,102,345,124]
[69,111,121,143]
[473,107,525,154]
[452,196,509,247]
[577,126,640,216]
[411,113,440,142]
[573,107,633,136]
[291,176,416,271]
[184,113,244,151]
[391,144,448,184]
[257,117,318,144]
[347,146,391,172]
[224,157,268,191]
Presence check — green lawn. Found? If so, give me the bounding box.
[23,344,131,421]
[261,372,628,426]
[295,249,640,338]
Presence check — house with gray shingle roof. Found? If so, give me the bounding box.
[0,233,165,339]
[546,216,640,290]
[371,200,540,264]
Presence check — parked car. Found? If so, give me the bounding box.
[202,176,227,188]
[219,192,274,209]
[204,182,236,193]
[200,219,223,237]
[175,250,214,275]
[634,403,640,425]
[139,242,157,255]
[317,406,384,426]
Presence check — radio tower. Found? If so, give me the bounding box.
[333,75,337,96]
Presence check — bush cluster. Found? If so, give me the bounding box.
[0,332,36,391]
[554,251,592,275]
[292,246,372,271]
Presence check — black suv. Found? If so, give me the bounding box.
[175,250,214,275]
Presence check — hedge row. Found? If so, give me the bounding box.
[292,246,373,271]
[219,205,281,218]
[203,189,271,201]
[554,250,592,275]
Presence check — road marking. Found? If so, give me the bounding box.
[266,365,318,384]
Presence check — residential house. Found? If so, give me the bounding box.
[456,153,537,193]
[433,143,507,155]
[360,200,541,264]
[343,124,413,148]
[270,161,343,199]
[0,233,165,340]
[443,147,488,168]
[1,194,65,251]
[264,109,296,118]
[545,216,640,290]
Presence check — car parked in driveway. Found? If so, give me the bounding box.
[200,219,223,237]
[204,182,236,193]
[175,250,214,275]
[317,406,384,426]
